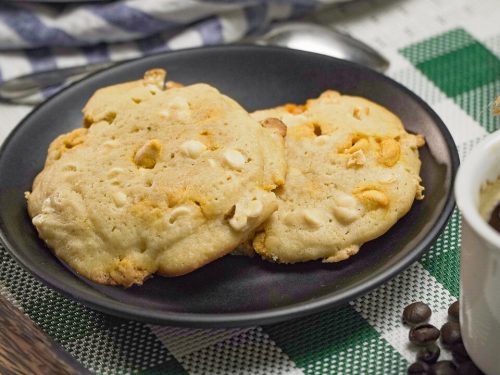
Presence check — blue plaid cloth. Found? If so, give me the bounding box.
[0,0,345,87]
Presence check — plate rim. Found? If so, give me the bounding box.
[0,45,460,327]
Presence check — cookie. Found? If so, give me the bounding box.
[251,90,425,264]
[27,70,286,286]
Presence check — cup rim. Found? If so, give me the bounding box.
[455,131,500,247]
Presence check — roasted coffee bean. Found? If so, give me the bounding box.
[409,324,440,346]
[431,361,457,375]
[403,302,432,325]
[408,361,431,375]
[441,322,461,346]
[417,344,440,364]
[448,301,459,321]
[451,342,470,363]
[457,361,484,375]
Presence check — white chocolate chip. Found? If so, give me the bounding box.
[147,83,161,94]
[41,197,56,214]
[229,214,248,231]
[160,97,191,121]
[32,214,45,226]
[102,140,119,148]
[228,195,264,231]
[332,206,359,224]
[335,192,358,209]
[331,192,362,224]
[166,206,192,225]
[347,149,366,167]
[170,97,189,109]
[245,200,263,218]
[159,110,170,118]
[223,149,246,170]
[170,206,191,219]
[282,113,307,128]
[112,191,127,207]
[208,159,218,167]
[302,209,322,228]
[180,140,206,159]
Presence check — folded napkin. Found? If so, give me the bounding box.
[0,0,344,96]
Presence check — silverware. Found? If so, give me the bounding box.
[252,22,389,72]
[0,22,388,104]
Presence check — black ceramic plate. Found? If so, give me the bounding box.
[0,46,458,327]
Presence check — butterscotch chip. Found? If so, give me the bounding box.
[345,137,369,153]
[378,138,401,167]
[250,91,424,264]
[354,187,389,208]
[27,70,286,286]
[134,139,162,169]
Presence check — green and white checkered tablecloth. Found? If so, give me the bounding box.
[1,0,499,373]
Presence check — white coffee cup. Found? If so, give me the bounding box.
[455,132,500,375]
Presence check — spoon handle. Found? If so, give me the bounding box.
[0,61,115,101]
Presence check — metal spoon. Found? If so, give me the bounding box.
[0,22,388,103]
[254,22,389,72]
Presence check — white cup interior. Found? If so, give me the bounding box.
[455,131,500,247]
